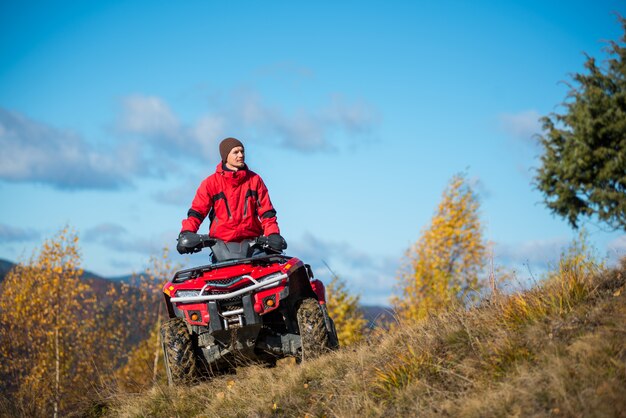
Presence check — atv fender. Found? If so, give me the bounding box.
[283,265,318,307]
[164,293,174,317]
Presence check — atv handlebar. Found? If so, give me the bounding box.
[254,235,270,247]
[177,233,284,255]
[253,236,279,254]
[177,233,216,254]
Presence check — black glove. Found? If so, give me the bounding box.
[176,231,193,255]
[267,233,287,251]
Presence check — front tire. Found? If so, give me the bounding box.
[296,298,331,361]
[161,318,197,385]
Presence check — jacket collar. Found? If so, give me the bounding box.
[215,162,249,185]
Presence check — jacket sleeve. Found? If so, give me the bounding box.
[181,178,213,233]
[256,176,280,236]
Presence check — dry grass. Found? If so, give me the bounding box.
[88,259,626,418]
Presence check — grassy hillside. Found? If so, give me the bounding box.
[89,258,626,418]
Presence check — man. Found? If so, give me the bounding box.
[177,137,287,255]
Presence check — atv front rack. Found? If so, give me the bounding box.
[169,272,288,303]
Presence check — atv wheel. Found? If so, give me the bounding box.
[161,318,197,385]
[296,298,330,361]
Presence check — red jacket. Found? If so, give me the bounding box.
[181,163,280,242]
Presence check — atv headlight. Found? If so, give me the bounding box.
[175,290,201,297]
[259,272,284,282]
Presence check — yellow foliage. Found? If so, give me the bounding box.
[0,229,180,415]
[393,174,487,322]
[325,274,367,346]
[0,227,98,415]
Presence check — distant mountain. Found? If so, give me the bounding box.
[0,258,14,282]
[0,258,144,283]
[107,273,142,283]
[0,258,127,299]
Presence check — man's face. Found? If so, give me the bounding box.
[225,146,245,170]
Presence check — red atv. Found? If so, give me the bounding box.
[160,234,339,384]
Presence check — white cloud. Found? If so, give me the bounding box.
[492,237,570,274]
[1,86,379,191]
[116,90,379,159]
[0,224,40,243]
[191,115,225,159]
[499,110,542,142]
[0,107,144,189]
[117,95,208,160]
[83,223,128,242]
[152,179,199,206]
[231,91,379,152]
[83,223,164,256]
[119,95,181,138]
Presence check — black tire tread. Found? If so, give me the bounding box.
[296,298,330,361]
[161,317,197,385]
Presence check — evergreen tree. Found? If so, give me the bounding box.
[536,16,626,231]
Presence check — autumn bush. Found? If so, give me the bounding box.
[325,272,367,346]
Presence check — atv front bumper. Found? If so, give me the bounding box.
[169,272,288,304]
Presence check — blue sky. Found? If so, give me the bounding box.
[1,1,625,305]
